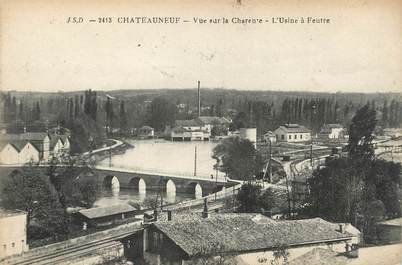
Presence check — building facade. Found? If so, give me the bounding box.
[319,124,345,139]
[274,124,311,143]
[0,209,28,259]
[0,133,50,165]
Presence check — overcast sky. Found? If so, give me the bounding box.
[0,0,401,93]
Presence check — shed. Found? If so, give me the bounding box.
[76,204,137,227]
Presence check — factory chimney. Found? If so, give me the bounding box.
[197,81,201,117]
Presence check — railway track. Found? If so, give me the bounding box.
[1,228,142,265]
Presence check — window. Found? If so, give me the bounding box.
[11,242,15,247]
[289,135,291,140]
[300,134,303,139]
[3,244,6,250]
[281,135,284,140]
[294,134,297,139]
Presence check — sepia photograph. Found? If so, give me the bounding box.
[0,0,401,264]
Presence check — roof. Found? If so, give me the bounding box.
[1,132,48,141]
[275,124,310,133]
[377,217,402,227]
[0,133,48,152]
[0,208,27,218]
[139,125,154,131]
[288,248,348,265]
[176,119,202,127]
[152,214,354,257]
[197,116,231,125]
[320,124,344,133]
[78,204,136,219]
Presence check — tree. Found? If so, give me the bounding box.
[119,100,127,134]
[0,164,66,239]
[212,137,263,180]
[236,183,276,213]
[145,97,177,131]
[347,104,376,161]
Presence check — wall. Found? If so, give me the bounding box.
[19,142,40,164]
[0,213,28,258]
[0,144,20,165]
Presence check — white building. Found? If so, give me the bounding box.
[0,133,50,165]
[0,209,28,258]
[274,124,311,143]
[49,135,70,159]
[320,124,345,139]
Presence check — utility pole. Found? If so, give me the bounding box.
[268,139,272,183]
[197,81,201,118]
[310,104,316,168]
[109,146,112,168]
[194,146,197,177]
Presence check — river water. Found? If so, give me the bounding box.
[94,139,220,207]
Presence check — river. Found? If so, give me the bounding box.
[94,139,220,207]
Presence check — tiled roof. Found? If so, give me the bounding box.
[276,124,310,133]
[320,124,344,133]
[153,214,354,257]
[78,204,136,219]
[197,116,231,125]
[1,132,48,141]
[176,119,202,127]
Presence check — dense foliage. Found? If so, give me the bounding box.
[0,163,100,241]
[306,104,401,243]
[212,137,263,180]
[236,183,276,214]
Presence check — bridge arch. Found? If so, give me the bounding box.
[103,175,120,190]
[166,179,176,194]
[189,182,203,198]
[128,177,146,193]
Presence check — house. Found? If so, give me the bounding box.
[0,209,28,259]
[75,204,138,228]
[142,212,359,265]
[263,130,276,143]
[196,116,231,135]
[168,119,210,141]
[138,126,155,138]
[274,124,311,143]
[376,217,402,244]
[320,124,345,139]
[0,133,50,165]
[50,135,70,159]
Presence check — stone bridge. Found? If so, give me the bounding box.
[92,166,231,197]
[0,165,233,197]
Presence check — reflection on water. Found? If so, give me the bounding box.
[98,139,221,179]
[95,140,220,207]
[94,187,195,208]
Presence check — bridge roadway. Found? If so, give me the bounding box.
[0,163,233,198]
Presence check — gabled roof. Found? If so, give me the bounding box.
[1,132,48,142]
[78,204,136,219]
[176,119,202,127]
[275,124,310,133]
[320,124,344,133]
[139,125,154,131]
[197,116,231,125]
[152,214,354,257]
